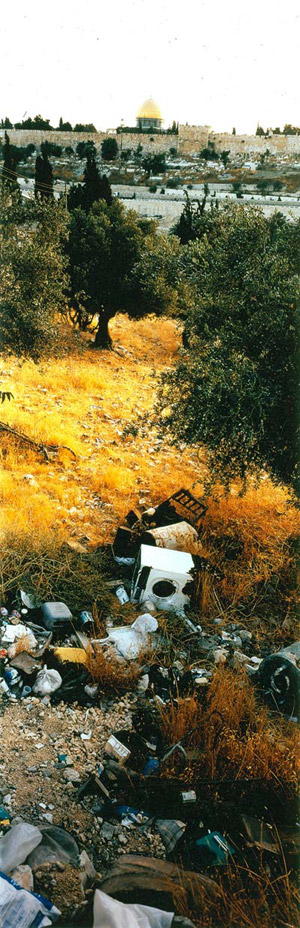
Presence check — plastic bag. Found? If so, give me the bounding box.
[0,871,60,927]
[0,823,42,874]
[33,666,62,696]
[26,826,79,868]
[93,889,173,928]
[108,615,158,659]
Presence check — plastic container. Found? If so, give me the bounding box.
[41,601,72,631]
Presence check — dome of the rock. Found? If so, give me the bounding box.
[136,98,163,130]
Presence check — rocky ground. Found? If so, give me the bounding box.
[0,692,166,922]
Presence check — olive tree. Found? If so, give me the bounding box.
[156,205,300,492]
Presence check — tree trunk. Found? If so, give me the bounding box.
[93,313,113,349]
[182,326,190,348]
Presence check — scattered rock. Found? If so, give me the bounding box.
[10,864,34,892]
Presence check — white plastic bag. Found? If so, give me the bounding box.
[0,871,60,926]
[33,666,62,696]
[0,823,42,874]
[108,614,158,659]
[93,889,173,928]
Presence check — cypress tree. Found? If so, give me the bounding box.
[68,153,112,212]
[2,132,18,191]
[34,144,54,199]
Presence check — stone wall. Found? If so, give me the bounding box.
[0,129,175,154]
[2,126,300,159]
[178,125,300,157]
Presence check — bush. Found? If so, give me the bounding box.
[166,177,179,188]
[101,138,119,161]
[0,192,69,358]
[41,142,62,158]
[74,123,96,132]
[76,140,96,160]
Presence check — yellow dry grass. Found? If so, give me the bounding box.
[0,313,299,619]
[159,668,300,788]
[0,315,201,548]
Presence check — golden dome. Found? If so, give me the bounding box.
[137,98,163,121]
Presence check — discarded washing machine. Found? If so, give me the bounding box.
[131,544,197,614]
[255,641,300,719]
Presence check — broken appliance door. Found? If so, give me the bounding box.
[131,544,196,614]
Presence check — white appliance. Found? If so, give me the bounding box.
[131,544,196,614]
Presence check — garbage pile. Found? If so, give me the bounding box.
[0,488,299,720]
[0,488,299,923]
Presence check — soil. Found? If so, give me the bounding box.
[0,694,166,921]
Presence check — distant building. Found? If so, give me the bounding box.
[136,98,163,130]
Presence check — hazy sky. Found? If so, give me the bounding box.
[2,0,299,134]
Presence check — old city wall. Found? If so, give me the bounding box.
[0,129,175,153]
[2,127,300,158]
[178,125,300,156]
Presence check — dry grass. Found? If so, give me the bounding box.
[159,668,300,789]
[0,314,299,629]
[85,643,141,695]
[177,860,300,928]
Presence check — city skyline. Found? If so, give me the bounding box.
[2,0,299,135]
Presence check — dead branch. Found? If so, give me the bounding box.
[0,420,76,460]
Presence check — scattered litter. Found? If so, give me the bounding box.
[54,647,88,665]
[93,888,174,928]
[32,667,62,696]
[0,872,60,927]
[0,823,42,873]
[104,613,158,659]
[195,831,235,867]
[40,601,72,631]
[131,545,197,615]
[255,641,300,718]
[104,735,131,765]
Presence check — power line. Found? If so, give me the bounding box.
[2,165,70,193]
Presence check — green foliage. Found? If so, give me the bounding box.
[68,154,112,212]
[65,146,74,155]
[14,114,54,129]
[283,124,300,135]
[156,204,300,491]
[2,132,18,191]
[256,178,269,193]
[76,140,96,160]
[120,148,132,162]
[199,142,219,161]
[58,118,73,131]
[74,123,96,132]
[1,117,13,129]
[0,189,69,358]
[134,143,143,163]
[221,150,230,167]
[41,141,62,158]
[142,153,166,175]
[166,177,179,188]
[34,146,53,199]
[256,125,265,136]
[101,138,119,161]
[172,189,217,245]
[128,232,180,319]
[66,200,173,348]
